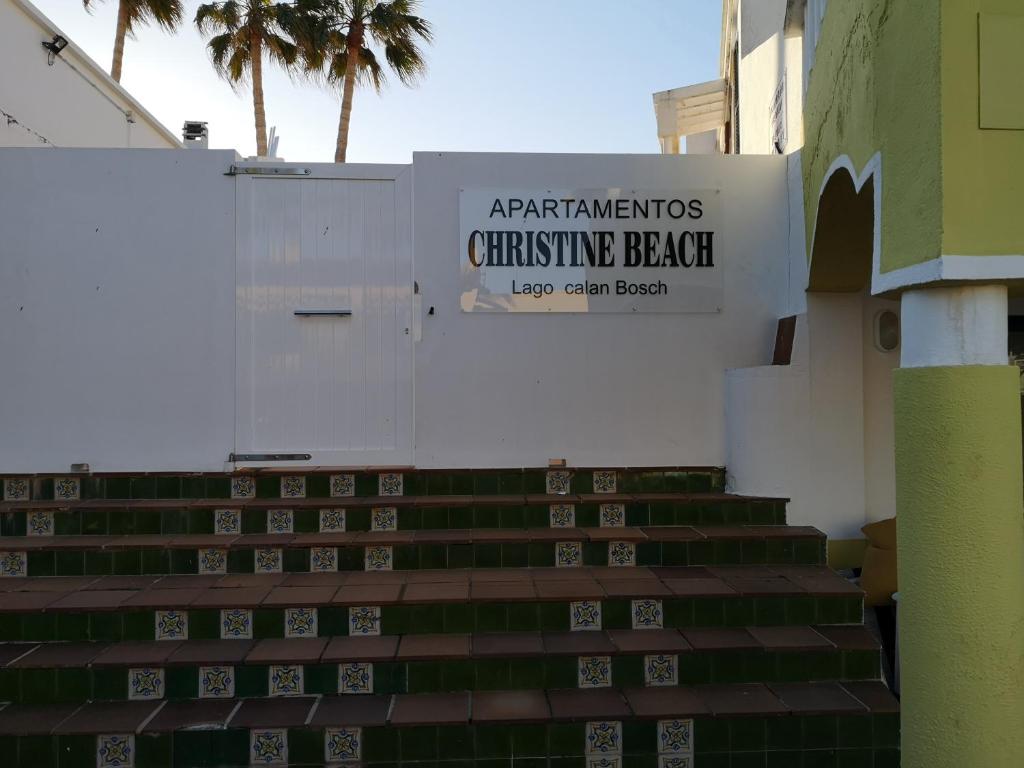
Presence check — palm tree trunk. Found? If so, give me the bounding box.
[335,32,362,163]
[110,0,129,82]
[250,29,269,157]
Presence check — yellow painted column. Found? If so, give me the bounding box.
[894,364,1024,767]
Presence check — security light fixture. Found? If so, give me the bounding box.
[42,34,68,66]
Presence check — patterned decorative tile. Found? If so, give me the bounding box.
[578,655,612,688]
[310,547,338,572]
[657,719,694,755]
[325,726,362,762]
[2,477,29,501]
[54,477,80,501]
[608,541,636,567]
[348,606,381,636]
[556,541,582,568]
[27,510,54,537]
[585,721,622,756]
[657,757,693,768]
[214,508,241,535]
[155,610,188,641]
[250,728,288,765]
[593,471,617,494]
[267,509,293,534]
[378,473,403,496]
[632,599,664,630]
[339,662,373,694]
[570,600,602,631]
[255,548,283,573]
[231,476,256,499]
[285,607,318,638]
[599,504,626,528]
[364,545,393,571]
[198,548,227,575]
[199,665,234,698]
[221,608,253,639]
[546,470,572,495]
[280,475,306,499]
[97,734,134,768]
[330,474,355,498]
[549,504,576,528]
[644,654,679,687]
[0,551,27,578]
[269,664,304,696]
[127,667,164,700]
[371,507,398,531]
[320,508,346,532]
[588,759,622,768]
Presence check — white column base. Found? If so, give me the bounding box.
[900,285,1008,368]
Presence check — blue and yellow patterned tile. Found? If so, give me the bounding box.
[266,510,293,534]
[220,608,253,640]
[379,473,404,497]
[320,508,346,532]
[330,474,355,498]
[632,600,664,630]
[325,726,362,762]
[284,607,318,638]
[198,665,234,698]
[349,606,381,636]
[280,476,306,499]
[96,733,134,768]
[231,475,256,500]
[268,664,304,697]
[127,667,164,701]
[250,728,288,765]
[371,507,398,531]
[570,601,602,632]
[339,662,373,694]
[213,508,241,535]
[578,656,613,688]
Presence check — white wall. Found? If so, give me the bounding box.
[862,294,899,524]
[736,0,804,156]
[412,152,790,468]
[0,0,178,149]
[0,148,236,472]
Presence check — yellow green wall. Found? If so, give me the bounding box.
[803,0,943,274]
[894,365,1024,766]
[942,0,1024,256]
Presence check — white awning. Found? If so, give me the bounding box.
[652,79,729,141]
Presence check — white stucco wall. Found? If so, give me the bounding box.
[412,151,790,468]
[736,0,804,156]
[0,0,179,149]
[0,148,235,472]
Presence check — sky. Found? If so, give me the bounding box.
[32,0,722,163]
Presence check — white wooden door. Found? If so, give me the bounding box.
[235,167,413,466]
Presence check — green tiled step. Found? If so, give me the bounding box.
[2,527,826,577]
[0,683,900,768]
[0,467,727,501]
[0,626,881,704]
[0,496,788,532]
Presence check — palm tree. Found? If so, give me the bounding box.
[196,1,298,157]
[294,0,431,162]
[82,0,184,83]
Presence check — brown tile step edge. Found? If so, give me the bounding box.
[0,525,824,552]
[0,491,787,512]
[0,682,898,736]
[0,566,861,610]
[0,625,877,669]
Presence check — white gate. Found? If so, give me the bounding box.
[234,165,414,467]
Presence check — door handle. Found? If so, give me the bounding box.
[293,309,353,317]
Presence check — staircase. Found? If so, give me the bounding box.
[0,468,899,767]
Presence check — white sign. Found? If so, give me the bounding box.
[459,188,723,313]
